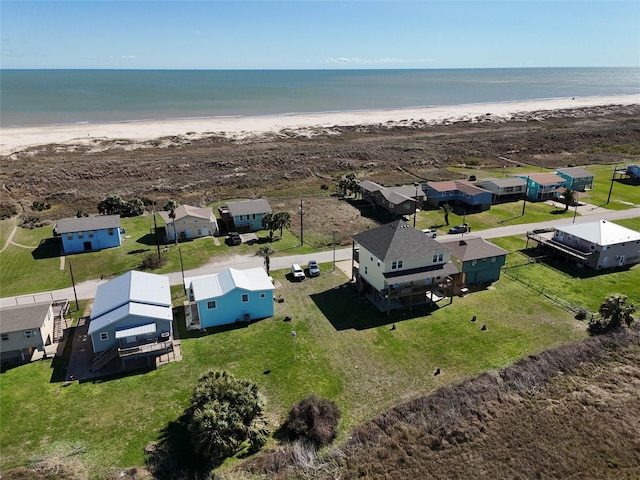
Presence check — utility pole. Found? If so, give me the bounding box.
[413,182,419,227]
[298,198,304,246]
[607,165,616,204]
[152,204,161,262]
[68,261,79,311]
[332,230,336,272]
[178,247,186,294]
[521,176,529,217]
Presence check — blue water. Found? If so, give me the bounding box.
[1,68,638,128]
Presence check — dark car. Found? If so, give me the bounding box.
[307,260,320,277]
[227,232,242,245]
[448,224,468,234]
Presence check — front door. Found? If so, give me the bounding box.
[83,241,92,251]
[618,255,625,266]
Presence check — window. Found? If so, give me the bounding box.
[194,219,198,223]
[88,230,95,238]
[77,231,84,239]
[66,233,73,240]
[108,228,114,236]
[1,333,8,341]
[370,255,373,262]
[364,266,368,275]
[239,215,244,221]
[241,294,249,303]
[432,254,438,263]
[471,260,477,266]
[391,260,403,270]
[432,253,443,263]
[100,332,108,341]
[260,293,266,299]
[24,330,33,338]
[377,260,380,267]
[252,214,256,220]
[207,300,217,309]
[491,256,496,263]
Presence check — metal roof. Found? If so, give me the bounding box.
[55,215,121,234]
[0,302,51,334]
[187,267,275,301]
[115,323,157,339]
[88,302,172,335]
[555,220,640,246]
[352,220,451,261]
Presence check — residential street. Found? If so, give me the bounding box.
[1,205,638,308]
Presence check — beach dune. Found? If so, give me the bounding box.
[1,95,638,156]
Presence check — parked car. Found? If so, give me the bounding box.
[307,260,320,277]
[290,264,305,281]
[448,224,468,234]
[422,228,438,238]
[227,232,242,245]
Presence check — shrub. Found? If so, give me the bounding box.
[140,253,166,270]
[32,201,51,211]
[0,203,18,220]
[282,395,341,447]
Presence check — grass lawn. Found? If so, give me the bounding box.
[0,263,588,476]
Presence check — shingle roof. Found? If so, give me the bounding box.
[0,302,51,333]
[556,167,594,178]
[55,215,120,234]
[352,220,450,261]
[426,180,491,195]
[158,205,214,223]
[522,173,566,185]
[226,199,272,217]
[383,262,459,283]
[358,180,384,192]
[478,177,527,188]
[439,236,510,262]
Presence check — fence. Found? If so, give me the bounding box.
[502,264,599,321]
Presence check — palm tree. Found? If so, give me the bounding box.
[440,203,452,226]
[274,211,291,237]
[164,200,179,244]
[560,188,577,212]
[256,245,276,275]
[261,213,276,241]
[598,294,636,330]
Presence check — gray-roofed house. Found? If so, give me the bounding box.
[0,302,56,364]
[438,236,509,292]
[54,214,122,254]
[556,167,595,191]
[528,220,640,270]
[476,177,527,202]
[219,199,272,233]
[514,173,567,201]
[351,220,458,310]
[358,180,421,216]
[87,270,174,372]
[158,204,219,242]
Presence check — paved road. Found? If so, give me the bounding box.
[2,205,638,308]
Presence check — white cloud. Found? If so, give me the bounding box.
[121,55,136,59]
[326,57,435,65]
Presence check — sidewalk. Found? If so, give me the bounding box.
[1,206,638,307]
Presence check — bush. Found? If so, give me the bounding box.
[141,253,166,270]
[282,395,341,447]
[0,203,18,220]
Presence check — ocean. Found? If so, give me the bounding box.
[1,68,638,128]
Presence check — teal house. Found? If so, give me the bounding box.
[184,267,275,329]
[514,173,566,201]
[556,167,594,192]
[439,236,509,292]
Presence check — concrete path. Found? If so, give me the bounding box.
[1,206,638,308]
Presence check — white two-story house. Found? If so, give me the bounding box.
[351,220,458,311]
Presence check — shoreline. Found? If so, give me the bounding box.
[1,94,638,155]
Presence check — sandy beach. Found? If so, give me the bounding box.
[1,94,638,156]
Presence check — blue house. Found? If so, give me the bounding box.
[423,180,492,212]
[556,167,594,191]
[184,267,275,329]
[514,173,566,201]
[219,199,272,233]
[439,236,509,292]
[54,215,122,254]
[626,164,640,179]
[88,271,173,362]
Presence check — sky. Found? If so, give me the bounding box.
[1,1,639,69]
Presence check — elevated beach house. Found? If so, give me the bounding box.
[358,180,421,216]
[438,236,509,292]
[87,270,174,371]
[555,167,594,191]
[423,180,492,212]
[351,220,458,311]
[219,199,272,233]
[476,177,527,202]
[0,302,58,364]
[183,267,275,330]
[527,220,640,270]
[514,173,566,201]
[54,214,122,253]
[625,164,640,179]
[158,204,219,242]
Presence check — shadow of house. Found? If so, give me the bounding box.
[137,229,167,246]
[31,237,63,259]
[310,283,435,331]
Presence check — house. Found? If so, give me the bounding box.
[514,173,567,201]
[476,177,527,202]
[556,167,594,191]
[219,199,272,233]
[158,205,219,242]
[438,236,509,292]
[351,220,459,311]
[626,164,640,179]
[527,220,640,270]
[423,180,492,212]
[0,302,56,364]
[54,215,122,253]
[359,180,420,216]
[183,267,275,329]
[87,271,174,370]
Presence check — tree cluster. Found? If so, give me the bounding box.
[337,172,358,198]
[588,294,636,334]
[281,395,341,447]
[97,195,145,218]
[262,211,291,241]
